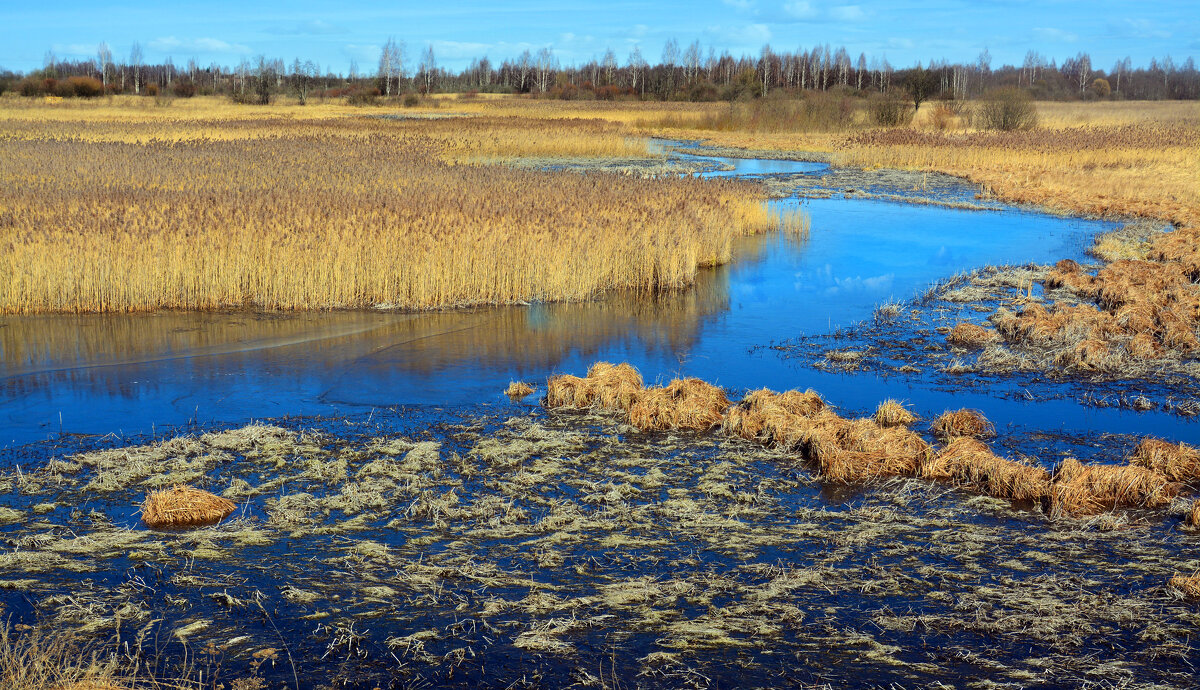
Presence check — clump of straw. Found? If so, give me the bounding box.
[628,378,731,432]
[931,409,995,441]
[504,381,535,399]
[873,399,916,428]
[141,486,236,529]
[946,322,998,348]
[1168,574,1200,598]
[722,388,825,444]
[1127,438,1200,482]
[921,437,1050,500]
[1048,457,1177,517]
[544,361,643,412]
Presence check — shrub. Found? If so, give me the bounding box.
[870,95,911,127]
[66,76,104,98]
[146,82,159,96]
[1091,78,1112,98]
[978,88,1038,131]
[20,78,45,96]
[403,93,419,107]
[346,87,380,106]
[172,80,196,98]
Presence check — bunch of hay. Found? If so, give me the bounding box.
[873,399,916,428]
[722,388,826,443]
[1127,438,1200,482]
[1048,457,1178,517]
[816,420,931,482]
[142,485,236,529]
[931,409,995,442]
[1186,500,1200,529]
[1167,574,1200,598]
[1043,259,1096,293]
[1052,338,1113,371]
[505,381,535,399]
[946,322,998,348]
[628,378,731,432]
[920,437,1051,500]
[544,361,643,412]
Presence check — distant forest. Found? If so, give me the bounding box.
[3,40,1197,103]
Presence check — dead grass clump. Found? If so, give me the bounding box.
[545,362,643,412]
[1167,574,1200,598]
[142,485,237,529]
[816,421,931,481]
[1043,259,1097,293]
[1127,438,1200,482]
[628,378,731,432]
[504,381,535,399]
[931,438,1051,500]
[1049,457,1178,517]
[873,399,916,427]
[1124,332,1162,359]
[931,409,995,442]
[1186,501,1200,529]
[721,388,825,443]
[946,322,998,348]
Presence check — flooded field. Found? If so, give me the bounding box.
[2,146,1197,688]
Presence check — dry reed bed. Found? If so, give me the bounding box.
[0,106,791,313]
[542,361,1199,518]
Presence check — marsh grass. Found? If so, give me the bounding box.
[0,101,801,314]
[930,409,996,441]
[141,486,237,529]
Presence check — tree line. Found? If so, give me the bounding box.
[2,40,1197,104]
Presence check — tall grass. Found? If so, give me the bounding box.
[0,103,796,314]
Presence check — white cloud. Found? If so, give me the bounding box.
[149,37,251,55]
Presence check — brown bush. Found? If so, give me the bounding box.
[978,88,1038,131]
[66,76,103,98]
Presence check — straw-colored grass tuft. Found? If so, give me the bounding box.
[817,421,932,482]
[721,388,826,443]
[1048,457,1178,517]
[628,378,731,432]
[873,399,917,428]
[921,437,1051,500]
[1168,574,1200,598]
[545,362,643,412]
[1185,500,1200,529]
[931,409,995,441]
[946,322,999,348]
[141,485,237,529]
[1127,438,1200,483]
[504,381,535,399]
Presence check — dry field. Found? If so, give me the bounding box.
[0,97,793,314]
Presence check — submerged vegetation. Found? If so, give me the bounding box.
[2,387,1199,687]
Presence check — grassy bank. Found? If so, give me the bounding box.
[0,97,798,314]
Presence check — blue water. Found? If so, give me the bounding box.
[3,153,1194,451]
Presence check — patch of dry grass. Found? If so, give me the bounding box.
[1048,457,1177,517]
[931,410,995,442]
[1127,438,1200,483]
[873,400,916,428]
[0,98,797,313]
[544,362,644,412]
[141,486,237,529]
[628,378,731,432]
[946,322,998,348]
[504,381,536,399]
[920,437,1050,501]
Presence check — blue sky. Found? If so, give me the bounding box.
[2,1,1196,74]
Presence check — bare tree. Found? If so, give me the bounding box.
[130,42,143,93]
[43,50,57,77]
[420,44,436,93]
[378,37,404,97]
[759,44,773,95]
[534,47,555,93]
[602,48,617,86]
[97,42,112,89]
[661,38,679,95]
[1074,52,1092,94]
[627,46,646,96]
